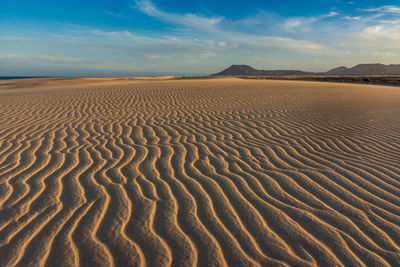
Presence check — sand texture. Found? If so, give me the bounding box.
[0,78,399,266]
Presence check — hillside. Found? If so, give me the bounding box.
[215,63,400,76]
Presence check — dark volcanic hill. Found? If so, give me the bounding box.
[325,66,349,75]
[342,64,400,75]
[216,65,261,76]
[215,64,400,76]
[217,65,259,76]
[216,65,314,76]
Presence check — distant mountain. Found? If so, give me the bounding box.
[325,66,349,75]
[215,64,400,76]
[217,65,259,76]
[340,64,400,75]
[215,65,314,76]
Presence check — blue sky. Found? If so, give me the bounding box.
[1,0,400,76]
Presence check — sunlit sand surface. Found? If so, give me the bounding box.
[0,78,399,266]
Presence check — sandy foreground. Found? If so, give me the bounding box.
[0,77,399,266]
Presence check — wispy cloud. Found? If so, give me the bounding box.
[344,16,361,20]
[362,5,400,14]
[283,11,339,31]
[134,0,222,31]
[358,24,400,47]
[105,10,127,19]
[0,54,89,63]
[342,7,400,51]
[133,0,336,56]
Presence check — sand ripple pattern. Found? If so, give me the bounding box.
[0,79,400,266]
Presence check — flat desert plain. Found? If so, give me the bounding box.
[0,78,400,267]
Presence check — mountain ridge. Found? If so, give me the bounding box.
[214,64,400,76]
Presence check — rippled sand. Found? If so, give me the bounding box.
[0,78,400,266]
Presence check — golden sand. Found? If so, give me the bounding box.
[0,78,399,266]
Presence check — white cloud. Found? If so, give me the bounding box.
[227,34,335,55]
[132,1,335,56]
[370,51,396,57]
[360,24,400,45]
[0,54,90,63]
[134,0,222,31]
[283,11,339,31]
[324,11,340,18]
[362,5,400,14]
[147,54,161,59]
[376,19,400,24]
[344,16,361,20]
[105,10,127,19]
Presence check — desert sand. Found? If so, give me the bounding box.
[0,76,178,91]
[0,77,399,266]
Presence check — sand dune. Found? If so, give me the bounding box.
[0,76,178,91]
[0,78,399,266]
